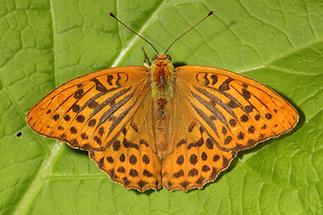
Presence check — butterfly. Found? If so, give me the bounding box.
[27,11,299,192]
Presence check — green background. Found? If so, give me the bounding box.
[1,0,323,214]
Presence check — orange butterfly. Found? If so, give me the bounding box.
[27,11,299,192]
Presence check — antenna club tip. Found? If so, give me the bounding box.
[109,12,116,18]
[208,11,214,16]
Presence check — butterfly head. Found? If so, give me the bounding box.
[152,54,172,64]
[152,54,172,66]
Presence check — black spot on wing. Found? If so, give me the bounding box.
[218,78,233,91]
[91,78,107,92]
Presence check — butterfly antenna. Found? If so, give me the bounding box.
[109,12,159,54]
[164,11,214,54]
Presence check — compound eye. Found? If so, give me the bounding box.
[166,54,172,61]
[152,54,158,61]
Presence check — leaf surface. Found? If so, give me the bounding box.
[1,0,323,214]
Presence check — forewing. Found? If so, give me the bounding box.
[27,66,149,151]
[175,66,299,151]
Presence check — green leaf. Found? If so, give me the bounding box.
[1,0,323,214]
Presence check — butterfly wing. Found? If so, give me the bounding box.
[162,77,236,191]
[162,66,299,191]
[175,66,299,151]
[28,66,162,191]
[162,89,236,191]
[27,66,149,151]
[90,94,162,191]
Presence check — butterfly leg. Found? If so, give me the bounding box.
[141,47,151,67]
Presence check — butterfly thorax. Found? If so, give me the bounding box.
[150,54,175,159]
[150,54,175,99]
